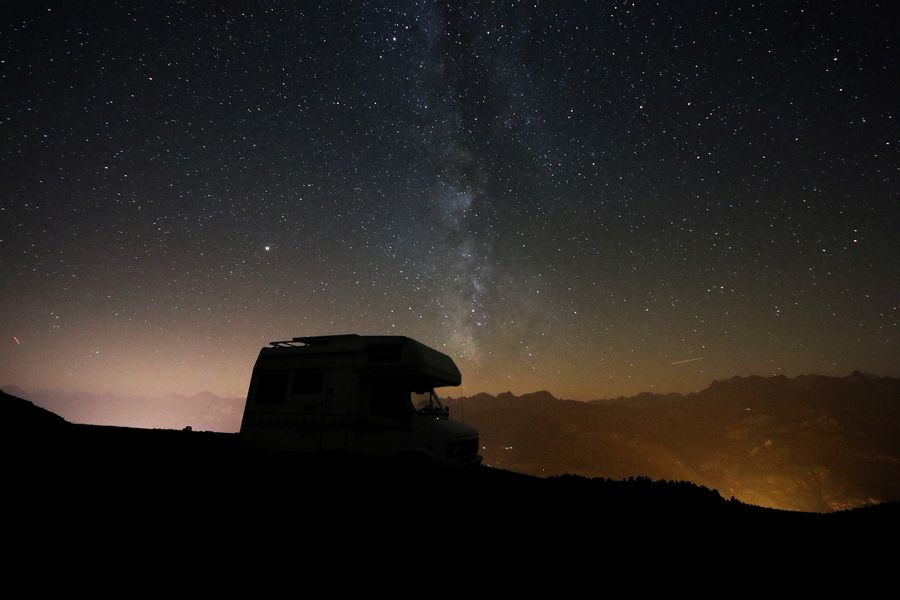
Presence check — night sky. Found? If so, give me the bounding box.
[2,1,897,400]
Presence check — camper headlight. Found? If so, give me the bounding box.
[447,438,479,459]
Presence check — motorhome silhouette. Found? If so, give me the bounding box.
[239,334,481,468]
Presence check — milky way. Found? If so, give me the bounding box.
[1,1,897,399]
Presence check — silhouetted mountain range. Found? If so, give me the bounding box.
[445,373,900,512]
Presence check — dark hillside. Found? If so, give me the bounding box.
[4,389,897,597]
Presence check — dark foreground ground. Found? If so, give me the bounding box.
[5,391,897,597]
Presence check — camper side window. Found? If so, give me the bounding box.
[255,371,289,405]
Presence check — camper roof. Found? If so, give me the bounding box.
[259,334,462,387]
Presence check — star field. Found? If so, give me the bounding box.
[1,1,897,399]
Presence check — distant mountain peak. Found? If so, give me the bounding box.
[452,372,897,407]
[849,370,878,380]
[521,390,559,402]
[481,390,560,403]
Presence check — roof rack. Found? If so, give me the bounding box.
[268,340,304,347]
[268,334,362,348]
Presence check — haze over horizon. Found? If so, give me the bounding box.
[2,2,897,400]
[2,368,893,404]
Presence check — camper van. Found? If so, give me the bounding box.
[239,334,481,469]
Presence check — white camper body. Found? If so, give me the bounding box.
[239,335,481,469]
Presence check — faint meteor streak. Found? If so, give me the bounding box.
[13,336,21,345]
[671,357,703,365]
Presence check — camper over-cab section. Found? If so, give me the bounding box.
[240,334,481,469]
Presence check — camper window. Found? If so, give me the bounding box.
[412,389,445,415]
[255,371,289,405]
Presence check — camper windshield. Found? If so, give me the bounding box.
[411,389,445,415]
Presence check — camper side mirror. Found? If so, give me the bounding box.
[444,406,450,417]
